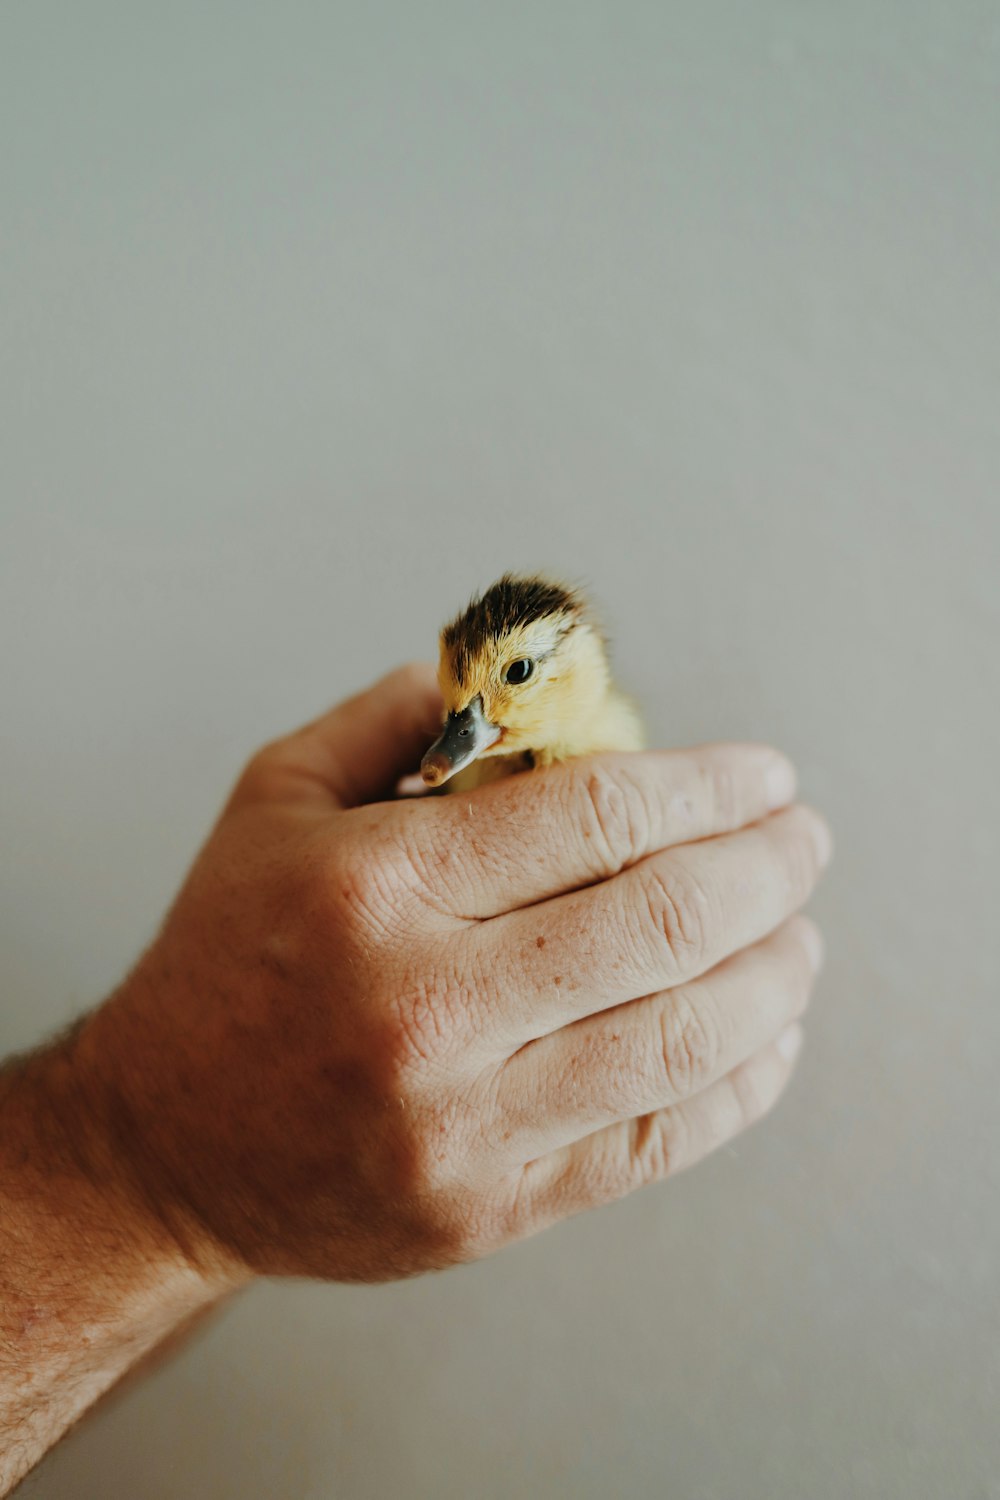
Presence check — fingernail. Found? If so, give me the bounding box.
[396,773,427,797]
[765,755,797,810]
[776,1024,804,1062]
[797,919,825,972]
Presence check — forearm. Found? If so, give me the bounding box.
[0,1031,228,1495]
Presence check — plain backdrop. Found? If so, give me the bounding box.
[2,3,998,1497]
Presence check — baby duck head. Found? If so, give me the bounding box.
[421,573,610,787]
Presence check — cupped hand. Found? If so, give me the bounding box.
[68,664,830,1284]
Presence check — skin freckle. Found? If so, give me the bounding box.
[536,936,546,949]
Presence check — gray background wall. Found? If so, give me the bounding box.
[2,3,998,1497]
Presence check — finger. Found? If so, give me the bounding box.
[469,803,831,1045]
[495,917,821,1164]
[409,744,797,919]
[516,1027,802,1228]
[233,664,443,809]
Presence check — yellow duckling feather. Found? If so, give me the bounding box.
[421,574,644,793]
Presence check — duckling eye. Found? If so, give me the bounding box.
[504,658,534,685]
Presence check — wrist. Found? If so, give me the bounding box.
[0,1029,238,1495]
[1,1009,246,1314]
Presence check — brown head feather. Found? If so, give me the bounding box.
[441,574,584,687]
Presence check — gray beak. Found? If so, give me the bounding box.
[421,696,502,787]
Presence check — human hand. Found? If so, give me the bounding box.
[63,664,830,1286]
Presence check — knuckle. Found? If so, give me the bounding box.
[391,992,447,1069]
[327,840,405,940]
[658,991,720,1097]
[627,1109,681,1187]
[640,864,709,969]
[568,1134,628,1206]
[392,825,472,924]
[350,801,483,929]
[327,812,442,938]
[576,763,648,872]
[389,954,477,1070]
[393,980,454,1066]
[559,1109,688,1211]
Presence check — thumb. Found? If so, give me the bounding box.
[238,663,443,810]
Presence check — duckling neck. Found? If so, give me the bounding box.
[528,626,644,762]
[531,684,644,764]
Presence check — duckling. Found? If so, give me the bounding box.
[421,573,644,793]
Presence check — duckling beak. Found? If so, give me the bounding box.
[421,696,502,786]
